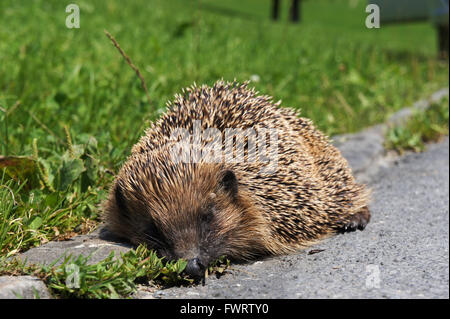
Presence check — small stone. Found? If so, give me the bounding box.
[0,276,52,299]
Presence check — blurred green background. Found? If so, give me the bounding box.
[1,0,448,153]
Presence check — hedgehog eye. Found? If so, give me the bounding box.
[144,220,170,249]
[201,212,213,224]
[201,203,215,223]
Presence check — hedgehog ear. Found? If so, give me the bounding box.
[219,170,238,199]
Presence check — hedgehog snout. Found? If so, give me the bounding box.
[185,257,206,281]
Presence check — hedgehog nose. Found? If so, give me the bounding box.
[185,257,205,279]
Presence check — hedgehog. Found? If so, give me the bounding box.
[103,80,370,282]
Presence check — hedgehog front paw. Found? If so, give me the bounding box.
[338,207,371,233]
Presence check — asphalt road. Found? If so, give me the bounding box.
[143,137,449,299]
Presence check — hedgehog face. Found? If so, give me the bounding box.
[105,163,269,281]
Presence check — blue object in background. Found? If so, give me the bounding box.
[370,0,448,25]
[369,0,449,57]
[431,0,449,25]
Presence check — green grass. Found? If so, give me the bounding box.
[0,0,448,298]
[0,245,229,298]
[1,246,187,299]
[385,97,449,154]
[0,132,106,256]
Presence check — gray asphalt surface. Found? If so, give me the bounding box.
[142,137,449,299]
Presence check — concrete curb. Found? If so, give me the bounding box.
[0,276,52,299]
[333,87,449,183]
[15,228,132,267]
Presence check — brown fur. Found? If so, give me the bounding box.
[103,80,370,266]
